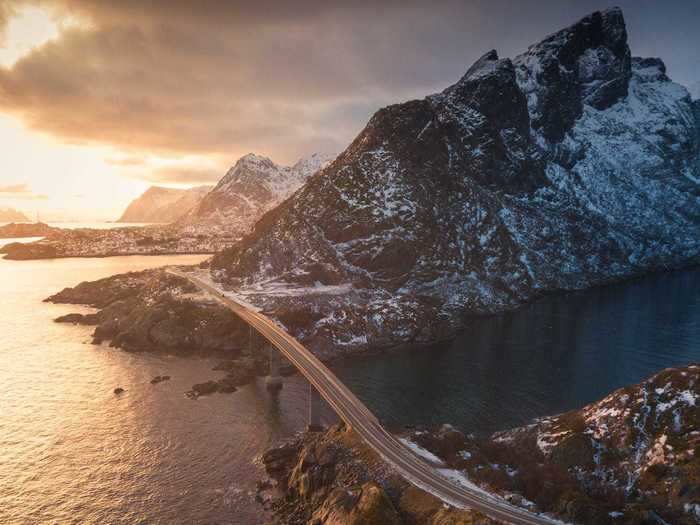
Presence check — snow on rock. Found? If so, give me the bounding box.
[494,365,700,519]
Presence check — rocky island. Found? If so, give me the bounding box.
[262,365,699,524]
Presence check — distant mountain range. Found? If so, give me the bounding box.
[0,208,29,222]
[118,153,331,235]
[117,186,212,223]
[208,8,700,357]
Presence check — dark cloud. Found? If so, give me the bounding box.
[0,0,698,163]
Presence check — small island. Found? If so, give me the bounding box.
[0,221,60,239]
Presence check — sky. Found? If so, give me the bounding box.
[0,0,698,221]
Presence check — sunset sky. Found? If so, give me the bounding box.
[1,0,698,221]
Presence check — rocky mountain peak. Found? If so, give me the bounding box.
[514,7,631,142]
[442,49,531,140]
[210,8,699,356]
[291,152,333,177]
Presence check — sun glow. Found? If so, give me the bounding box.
[0,5,82,68]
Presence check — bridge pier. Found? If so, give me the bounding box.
[248,325,255,355]
[265,344,283,391]
[308,382,323,432]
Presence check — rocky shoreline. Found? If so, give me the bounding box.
[46,268,286,396]
[261,365,699,525]
[259,423,495,525]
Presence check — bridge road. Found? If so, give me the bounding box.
[166,268,561,525]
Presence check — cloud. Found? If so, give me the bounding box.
[0,0,482,163]
[0,183,30,192]
[145,166,222,185]
[0,182,48,199]
[106,156,147,167]
[0,0,699,164]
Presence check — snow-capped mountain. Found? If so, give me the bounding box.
[181,153,331,236]
[118,185,212,223]
[209,8,700,357]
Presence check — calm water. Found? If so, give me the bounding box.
[0,222,155,230]
[333,269,700,435]
[0,255,315,525]
[1,254,698,524]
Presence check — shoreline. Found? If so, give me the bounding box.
[3,250,216,261]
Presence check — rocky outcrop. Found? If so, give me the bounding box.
[0,222,60,239]
[261,424,494,525]
[46,269,274,395]
[117,185,212,223]
[402,365,700,524]
[514,7,631,142]
[1,241,58,259]
[205,8,699,358]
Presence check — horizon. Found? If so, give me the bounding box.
[1,0,699,221]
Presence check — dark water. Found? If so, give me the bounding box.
[332,268,700,435]
[1,253,698,524]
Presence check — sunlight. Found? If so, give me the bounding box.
[0,5,81,68]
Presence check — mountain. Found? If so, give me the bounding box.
[117,185,212,223]
[0,208,29,222]
[181,152,331,236]
[209,8,700,357]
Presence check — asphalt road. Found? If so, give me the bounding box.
[167,268,561,525]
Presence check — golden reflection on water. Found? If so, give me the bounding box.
[0,254,312,523]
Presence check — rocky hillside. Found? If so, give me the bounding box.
[399,365,700,524]
[208,8,700,357]
[261,366,697,524]
[0,208,29,222]
[45,269,278,396]
[180,153,331,237]
[689,81,700,101]
[117,185,212,223]
[260,424,496,525]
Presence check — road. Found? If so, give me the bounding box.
[167,268,560,525]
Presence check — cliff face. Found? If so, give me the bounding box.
[117,185,212,223]
[206,8,699,357]
[260,424,495,525]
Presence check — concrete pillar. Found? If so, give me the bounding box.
[308,382,323,432]
[265,344,283,391]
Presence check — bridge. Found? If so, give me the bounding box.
[167,268,559,525]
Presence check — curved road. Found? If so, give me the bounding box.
[167,268,559,525]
